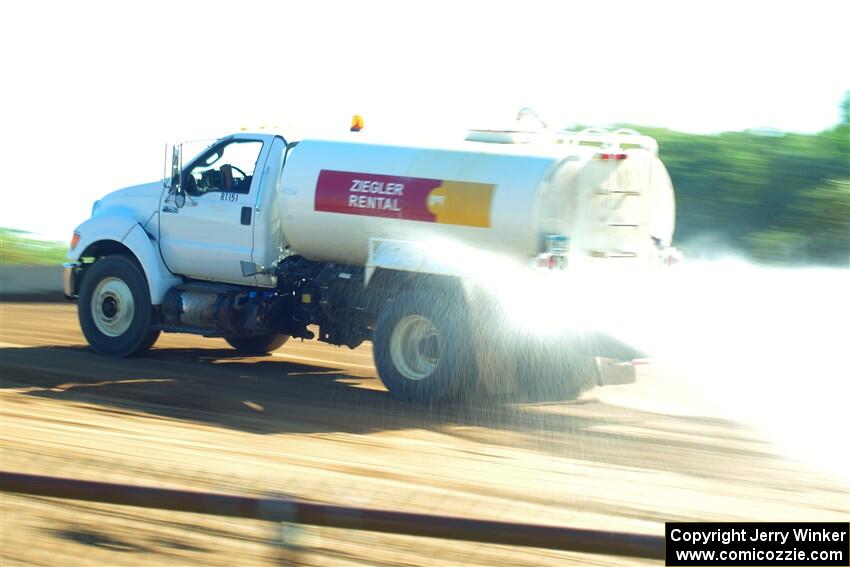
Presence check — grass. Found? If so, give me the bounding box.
[0,228,68,265]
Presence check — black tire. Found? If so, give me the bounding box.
[373,289,476,403]
[78,255,160,357]
[225,334,289,354]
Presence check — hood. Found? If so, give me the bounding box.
[93,180,164,221]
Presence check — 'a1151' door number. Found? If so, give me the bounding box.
[220,192,238,202]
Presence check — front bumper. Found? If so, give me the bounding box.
[63,262,81,299]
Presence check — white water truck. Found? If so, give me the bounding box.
[64,124,680,402]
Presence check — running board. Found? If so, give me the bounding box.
[152,324,227,337]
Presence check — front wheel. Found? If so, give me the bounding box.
[78,255,160,357]
[225,334,289,355]
[373,289,476,403]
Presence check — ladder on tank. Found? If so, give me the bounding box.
[577,129,654,259]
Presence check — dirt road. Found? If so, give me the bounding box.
[1,302,846,565]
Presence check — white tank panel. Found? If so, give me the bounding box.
[648,158,676,245]
[279,139,563,265]
[277,136,676,267]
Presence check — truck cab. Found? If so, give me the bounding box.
[158,133,287,288]
[67,133,289,297]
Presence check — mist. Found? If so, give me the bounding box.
[469,253,850,481]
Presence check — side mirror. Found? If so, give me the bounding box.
[167,144,187,208]
[171,143,182,189]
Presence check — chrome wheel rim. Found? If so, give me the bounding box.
[91,277,135,337]
[389,315,440,381]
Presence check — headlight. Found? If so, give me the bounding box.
[91,200,102,217]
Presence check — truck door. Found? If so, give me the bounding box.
[159,136,270,284]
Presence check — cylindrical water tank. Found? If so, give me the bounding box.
[278,136,675,266]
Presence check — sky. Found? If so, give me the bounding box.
[0,0,848,241]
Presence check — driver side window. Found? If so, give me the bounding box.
[184,140,263,196]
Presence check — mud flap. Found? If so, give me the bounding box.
[594,357,639,386]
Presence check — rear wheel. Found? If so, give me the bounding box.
[225,334,289,355]
[373,289,476,403]
[78,255,160,357]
